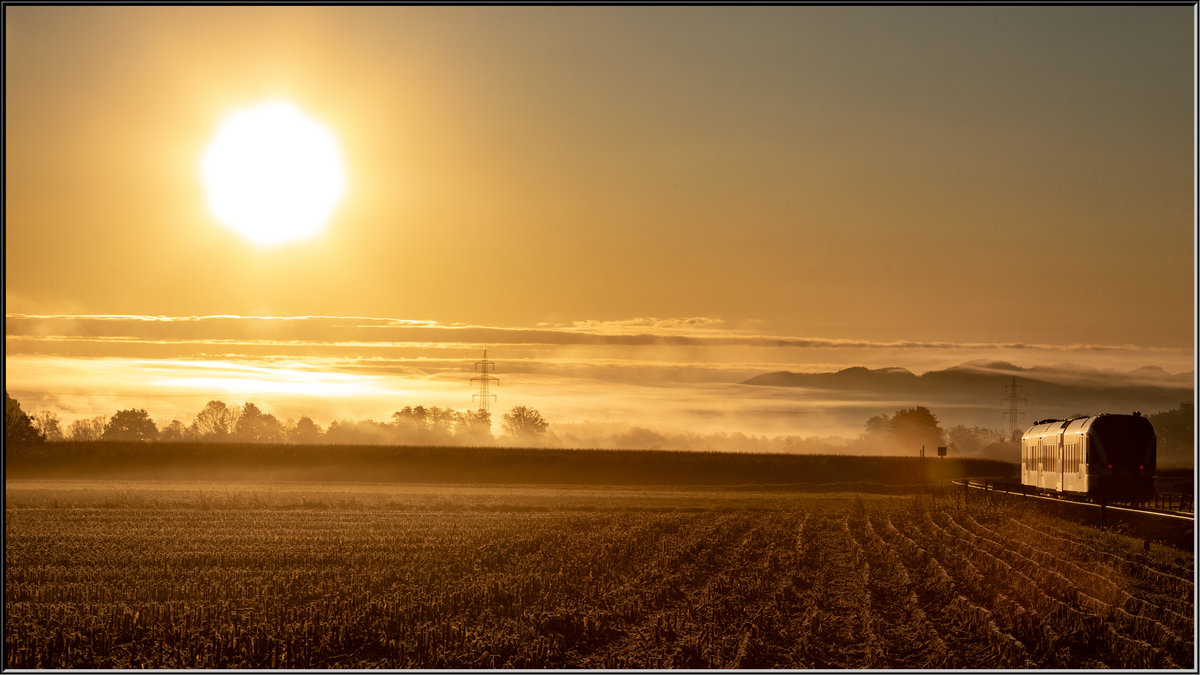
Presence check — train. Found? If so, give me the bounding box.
[1020,413,1156,503]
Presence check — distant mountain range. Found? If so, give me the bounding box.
[743,361,1193,424]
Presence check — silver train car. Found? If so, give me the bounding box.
[1020,413,1156,502]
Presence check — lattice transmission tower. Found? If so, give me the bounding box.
[472,350,498,413]
[1001,376,1026,439]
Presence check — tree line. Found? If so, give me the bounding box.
[5,392,549,446]
[853,403,1196,464]
[859,406,1017,458]
[7,391,1188,460]
[4,392,1002,457]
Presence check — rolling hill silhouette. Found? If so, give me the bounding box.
[743,361,1193,423]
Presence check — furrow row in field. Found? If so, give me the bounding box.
[1004,516,1194,615]
[577,512,774,669]
[790,515,878,668]
[964,513,1193,640]
[6,494,1193,670]
[851,513,949,668]
[1020,519,1194,589]
[885,509,1032,668]
[9,509,676,668]
[936,510,1122,667]
[920,509,1080,665]
[944,511,1190,667]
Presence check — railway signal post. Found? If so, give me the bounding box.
[921,445,931,505]
[937,446,947,502]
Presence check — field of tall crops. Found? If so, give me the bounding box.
[5,481,1194,668]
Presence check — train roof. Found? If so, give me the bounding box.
[1022,413,1148,438]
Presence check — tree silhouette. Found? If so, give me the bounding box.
[391,405,458,444]
[501,406,549,438]
[946,424,1004,457]
[235,402,285,443]
[888,406,945,451]
[193,400,235,439]
[68,416,106,441]
[863,414,890,438]
[1149,403,1194,466]
[457,409,493,444]
[159,420,188,441]
[427,407,458,439]
[859,406,946,454]
[392,406,429,443]
[103,409,158,442]
[289,416,324,444]
[323,419,394,445]
[32,410,64,442]
[5,392,42,443]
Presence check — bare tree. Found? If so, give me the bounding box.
[193,400,235,440]
[501,406,549,439]
[31,411,64,441]
[68,416,107,441]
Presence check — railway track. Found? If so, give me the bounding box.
[953,478,1194,552]
[954,478,1194,522]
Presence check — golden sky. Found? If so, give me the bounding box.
[4,6,1195,439]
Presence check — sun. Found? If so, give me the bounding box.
[201,100,346,246]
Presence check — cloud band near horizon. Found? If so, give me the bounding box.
[5,312,1193,443]
[6,313,1192,358]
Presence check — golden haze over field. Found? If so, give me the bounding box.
[4,6,1194,443]
[4,7,1196,671]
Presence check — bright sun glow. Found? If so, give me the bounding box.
[201,100,346,246]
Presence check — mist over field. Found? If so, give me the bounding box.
[5,314,1192,458]
[5,6,1195,670]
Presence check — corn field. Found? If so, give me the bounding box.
[5,482,1194,668]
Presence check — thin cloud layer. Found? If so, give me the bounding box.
[6,313,1192,445]
[7,313,1191,355]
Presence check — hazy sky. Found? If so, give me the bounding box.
[4,6,1195,438]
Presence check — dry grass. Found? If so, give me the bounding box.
[5,481,1193,668]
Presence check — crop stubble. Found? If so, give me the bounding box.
[4,484,1193,668]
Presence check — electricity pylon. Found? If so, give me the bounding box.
[472,350,498,413]
[1002,376,1026,438]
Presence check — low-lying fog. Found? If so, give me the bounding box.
[5,314,1193,453]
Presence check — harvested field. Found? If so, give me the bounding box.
[5,481,1194,668]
